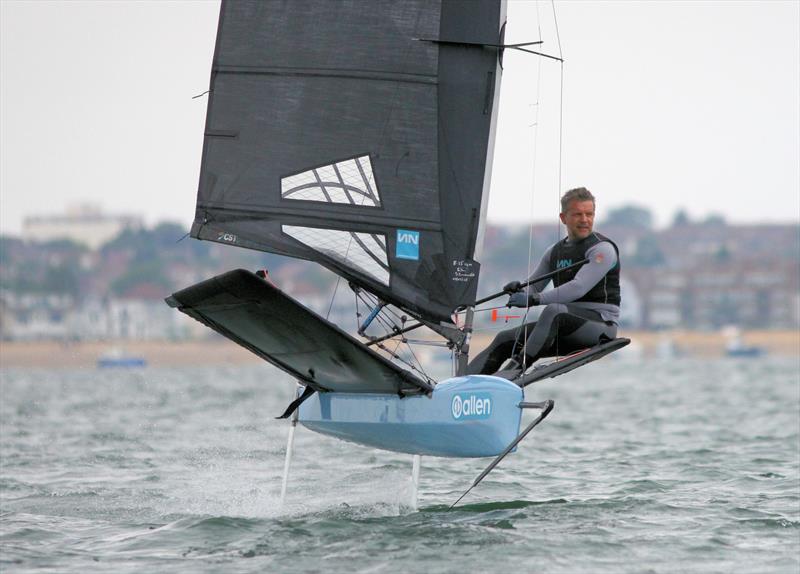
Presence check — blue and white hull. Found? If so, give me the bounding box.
[298,375,524,458]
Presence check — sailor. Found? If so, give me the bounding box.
[468,187,620,375]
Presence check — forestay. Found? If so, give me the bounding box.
[191,0,505,325]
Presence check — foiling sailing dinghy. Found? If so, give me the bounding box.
[167,0,629,506]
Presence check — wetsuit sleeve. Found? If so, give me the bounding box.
[525,246,554,292]
[537,242,618,305]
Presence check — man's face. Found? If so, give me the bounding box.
[560,199,595,241]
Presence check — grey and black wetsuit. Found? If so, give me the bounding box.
[468,232,621,375]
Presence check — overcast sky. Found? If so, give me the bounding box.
[1,0,798,236]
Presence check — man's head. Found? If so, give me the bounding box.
[559,187,596,241]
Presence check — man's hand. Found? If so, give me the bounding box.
[502,280,522,293]
[507,291,540,308]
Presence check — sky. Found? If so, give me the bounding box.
[1,0,798,236]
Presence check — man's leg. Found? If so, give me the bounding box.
[519,304,617,365]
[466,322,534,375]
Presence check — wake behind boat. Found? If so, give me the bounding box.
[167,0,628,506]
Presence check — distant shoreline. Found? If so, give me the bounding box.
[0,330,797,369]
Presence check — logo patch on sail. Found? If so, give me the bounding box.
[451,393,492,420]
[396,229,419,261]
[281,154,381,207]
[282,225,390,285]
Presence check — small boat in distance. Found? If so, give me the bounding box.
[723,327,765,358]
[97,347,147,369]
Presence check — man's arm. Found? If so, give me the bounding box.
[538,242,618,305]
[525,246,554,293]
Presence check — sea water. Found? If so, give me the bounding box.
[1,357,798,573]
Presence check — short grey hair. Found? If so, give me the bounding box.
[560,187,595,213]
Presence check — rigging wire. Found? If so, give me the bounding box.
[353,286,434,382]
[403,342,430,378]
[551,0,566,360]
[340,235,419,362]
[325,276,343,321]
[372,338,436,385]
[403,339,450,347]
[374,311,399,334]
[497,0,566,368]
[374,312,429,377]
[353,289,361,332]
[324,179,375,321]
[517,0,546,371]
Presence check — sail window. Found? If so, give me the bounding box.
[283,225,389,285]
[281,155,381,207]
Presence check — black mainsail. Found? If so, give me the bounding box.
[190,0,505,325]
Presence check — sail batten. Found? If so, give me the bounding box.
[194,204,445,231]
[193,0,504,324]
[214,66,439,85]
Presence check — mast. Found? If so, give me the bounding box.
[455,1,507,376]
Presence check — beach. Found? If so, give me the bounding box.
[0,330,797,369]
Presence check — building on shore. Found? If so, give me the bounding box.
[22,203,143,250]
[625,260,800,331]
